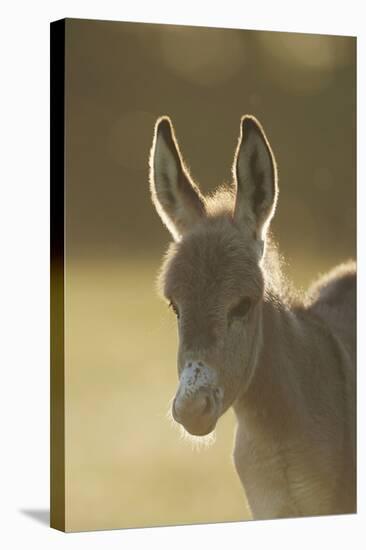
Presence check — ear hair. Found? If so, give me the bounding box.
[149,116,206,241]
[233,115,278,243]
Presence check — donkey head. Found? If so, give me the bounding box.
[150,116,278,436]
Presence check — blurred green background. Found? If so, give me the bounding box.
[63,19,356,531]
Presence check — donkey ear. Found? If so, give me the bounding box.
[233,116,278,243]
[149,116,206,241]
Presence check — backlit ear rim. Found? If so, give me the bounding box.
[233,115,278,241]
[149,116,206,241]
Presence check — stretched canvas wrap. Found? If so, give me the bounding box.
[50,18,357,532]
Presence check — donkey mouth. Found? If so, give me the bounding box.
[172,389,220,436]
[172,402,217,435]
[182,419,217,437]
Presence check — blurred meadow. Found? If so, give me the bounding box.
[63,19,356,531]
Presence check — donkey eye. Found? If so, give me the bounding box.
[229,297,252,320]
[168,300,180,318]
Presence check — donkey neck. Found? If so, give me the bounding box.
[232,294,342,438]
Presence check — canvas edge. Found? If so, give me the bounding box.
[50,18,66,533]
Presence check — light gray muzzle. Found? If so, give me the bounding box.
[172,361,223,436]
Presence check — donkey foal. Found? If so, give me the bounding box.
[149,115,356,520]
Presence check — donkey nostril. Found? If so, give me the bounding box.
[214,388,220,400]
[202,395,211,415]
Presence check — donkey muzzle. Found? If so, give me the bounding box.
[172,362,223,436]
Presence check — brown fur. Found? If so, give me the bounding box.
[150,115,356,519]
